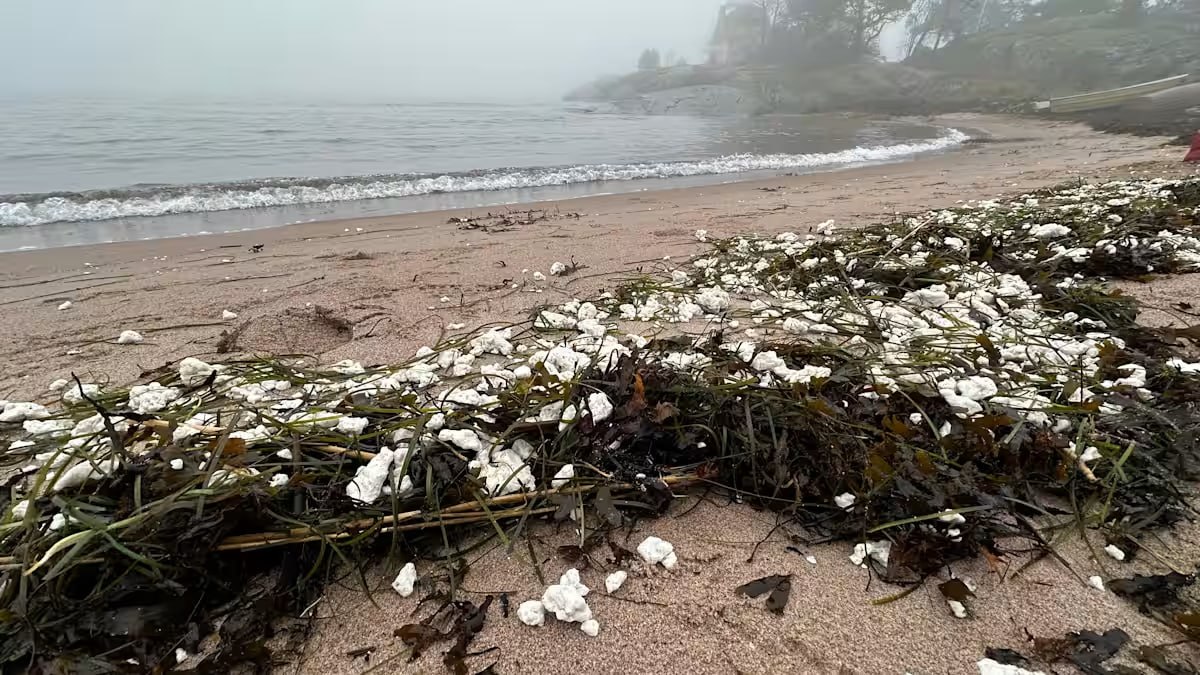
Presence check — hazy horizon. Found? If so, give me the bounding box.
[0,0,729,102]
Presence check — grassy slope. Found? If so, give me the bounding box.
[910,13,1200,96]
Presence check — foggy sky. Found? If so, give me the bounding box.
[0,0,731,102]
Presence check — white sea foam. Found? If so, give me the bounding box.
[0,130,968,227]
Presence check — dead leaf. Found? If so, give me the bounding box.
[394,624,442,660]
[652,402,678,424]
[219,437,246,458]
[1138,645,1198,675]
[628,373,647,415]
[1173,612,1200,641]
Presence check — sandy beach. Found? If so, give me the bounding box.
[4,114,1200,674]
[1,115,1193,402]
[292,497,1200,675]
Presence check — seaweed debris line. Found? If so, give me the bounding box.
[6,178,1200,672]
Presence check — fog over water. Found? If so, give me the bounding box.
[0,0,731,101]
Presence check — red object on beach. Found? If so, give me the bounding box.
[1187,132,1200,162]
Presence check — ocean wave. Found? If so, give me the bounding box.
[0,129,968,227]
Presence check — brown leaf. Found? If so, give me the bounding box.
[981,547,1008,578]
[394,624,442,659]
[652,402,678,424]
[914,450,937,476]
[628,373,647,415]
[806,398,836,416]
[219,437,247,458]
[1032,636,1074,663]
[976,334,1001,367]
[865,454,895,485]
[1173,612,1200,640]
[1137,645,1197,675]
[556,545,587,566]
[882,416,915,439]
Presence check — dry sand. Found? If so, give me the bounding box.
[3,114,1200,674]
[293,497,1200,675]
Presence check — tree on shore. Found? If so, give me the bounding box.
[905,0,1030,55]
[783,0,915,61]
[637,48,662,71]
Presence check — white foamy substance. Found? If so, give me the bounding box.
[0,130,968,227]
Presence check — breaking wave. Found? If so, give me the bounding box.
[0,129,968,227]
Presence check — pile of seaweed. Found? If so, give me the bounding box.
[5,178,1200,672]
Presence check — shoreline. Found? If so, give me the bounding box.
[1,114,1193,402]
[0,119,972,253]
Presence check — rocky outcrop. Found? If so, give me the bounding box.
[567,85,757,117]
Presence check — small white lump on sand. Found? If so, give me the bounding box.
[541,582,592,623]
[391,562,418,597]
[57,301,72,311]
[834,492,856,510]
[637,536,677,569]
[1088,575,1106,591]
[587,391,614,423]
[336,416,369,435]
[532,271,547,282]
[850,540,891,568]
[62,382,101,405]
[127,383,181,415]
[178,357,216,386]
[551,464,575,489]
[605,571,627,593]
[116,330,144,345]
[1104,544,1127,561]
[558,568,590,597]
[580,619,600,637]
[948,599,969,619]
[222,309,239,320]
[1,402,50,423]
[346,447,395,504]
[558,404,578,431]
[517,600,545,626]
[550,261,568,276]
